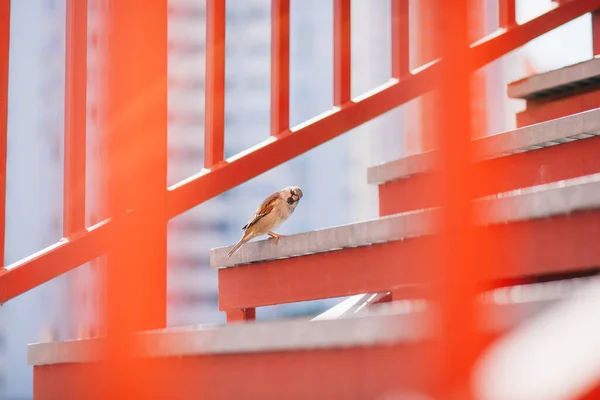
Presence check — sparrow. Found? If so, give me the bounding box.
[227,186,303,257]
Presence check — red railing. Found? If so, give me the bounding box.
[2,0,600,396]
[1,0,600,304]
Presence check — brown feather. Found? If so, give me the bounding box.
[241,193,279,231]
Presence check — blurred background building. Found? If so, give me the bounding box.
[0,0,594,399]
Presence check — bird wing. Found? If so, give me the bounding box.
[242,193,279,231]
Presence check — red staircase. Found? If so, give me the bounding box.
[3,0,600,399]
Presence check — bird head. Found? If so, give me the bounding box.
[282,186,303,206]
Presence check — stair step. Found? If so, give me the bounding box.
[368,108,600,185]
[29,293,566,399]
[211,175,600,312]
[213,173,600,268]
[369,108,600,215]
[508,56,600,100]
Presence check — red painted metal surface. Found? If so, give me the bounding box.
[218,210,600,311]
[219,239,437,310]
[517,88,600,127]
[499,0,517,28]
[204,0,225,168]
[378,135,600,216]
[0,0,9,271]
[416,0,440,152]
[378,172,441,216]
[333,0,351,106]
[101,2,169,397]
[470,0,488,140]
[0,219,113,305]
[33,344,433,400]
[391,0,409,78]
[593,10,600,55]
[270,0,290,136]
[63,0,88,238]
[225,307,256,323]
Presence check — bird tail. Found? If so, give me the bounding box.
[227,236,249,258]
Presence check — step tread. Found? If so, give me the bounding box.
[367,108,600,184]
[508,56,600,99]
[211,173,600,269]
[28,306,428,366]
[29,287,567,366]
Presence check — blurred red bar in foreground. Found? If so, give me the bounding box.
[100,1,169,397]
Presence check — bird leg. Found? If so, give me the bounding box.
[268,231,285,244]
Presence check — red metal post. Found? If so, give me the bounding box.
[101,1,168,396]
[271,0,290,136]
[226,308,256,323]
[470,0,488,140]
[499,0,517,29]
[416,0,441,151]
[333,0,351,106]
[435,1,480,397]
[64,0,88,238]
[0,0,7,271]
[592,10,600,55]
[204,0,225,168]
[391,0,409,78]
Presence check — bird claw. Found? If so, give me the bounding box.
[268,231,284,244]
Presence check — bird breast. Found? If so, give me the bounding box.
[249,198,294,235]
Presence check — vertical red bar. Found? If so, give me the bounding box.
[64,0,88,237]
[470,0,488,140]
[270,0,290,136]
[391,0,409,78]
[204,0,225,168]
[434,0,482,397]
[592,10,600,56]
[499,0,516,28]
[101,1,168,397]
[417,0,441,151]
[0,0,9,270]
[333,0,351,106]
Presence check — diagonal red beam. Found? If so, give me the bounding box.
[0,219,113,304]
[0,0,9,271]
[472,0,600,68]
[270,0,290,136]
[63,0,88,237]
[333,0,351,105]
[204,0,226,168]
[168,0,600,219]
